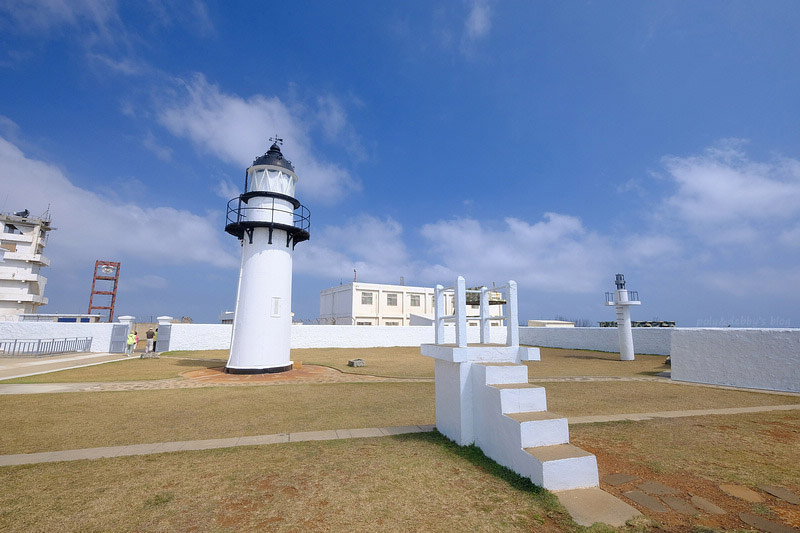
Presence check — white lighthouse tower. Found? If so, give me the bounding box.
[224,138,310,373]
[604,274,641,361]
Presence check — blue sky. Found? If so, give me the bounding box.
[2,1,799,327]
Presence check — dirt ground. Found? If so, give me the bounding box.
[572,413,800,531]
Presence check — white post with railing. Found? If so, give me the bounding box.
[454,276,467,347]
[479,286,490,344]
[506,280,519,347]
[434,284,445,344]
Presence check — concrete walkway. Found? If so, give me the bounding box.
[0,352,128,381]
[0,424,436,466]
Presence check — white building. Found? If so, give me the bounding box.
[0,211,53,321]
[319,281,505,326]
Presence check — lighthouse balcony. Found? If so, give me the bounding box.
[225,193,310,247]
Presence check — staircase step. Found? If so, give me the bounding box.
[489,384,548,413]
[506,411,562,423]
[524,443,593,462]
[476,362,528,385]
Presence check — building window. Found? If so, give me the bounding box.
[3,224,19,234]
[271,297,281,317]
[410,294,420,307]
[356,321,372,326]
[361,292,373,305]
[386,293,398,306]
[385,321,400,326]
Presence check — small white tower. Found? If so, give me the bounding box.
[604,274,641,361]
[224,139,310,373]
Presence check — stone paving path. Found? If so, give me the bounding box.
[602,474,800,532]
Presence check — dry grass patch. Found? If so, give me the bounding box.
[0,382,434,454]
[0,433,575,532]
[525,347,668,378]
[573,410,800,492]
[292,347,435,378]
[543,381,800,418]
[2,357,220,383]
[161,350,228,361]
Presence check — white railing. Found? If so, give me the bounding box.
[0,337,92,357]
[434,277,519,347]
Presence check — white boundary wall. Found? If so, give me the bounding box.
[0,322,115,352]
[671,328,800,393]
[164,324,511,351]
[518,327,672,355]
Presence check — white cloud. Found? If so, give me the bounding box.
[295,215,413,283]
[122,274,168,291]
[0,135,237,270]
[661,140,800,244]
[156,74,361,205]
[420,214,613,292]
[141,131,172,161]
[0,0,119,36]
[216,179,240,201]
[464,0,491,41]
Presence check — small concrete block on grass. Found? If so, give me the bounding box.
[719,484,764,502]
[690,495,727,515]
[623,490,669,512]
[602,473,638,486]
[638,480,679,495]
[739,512,800,533]
[661,495,699,515]
[555,488,641,527]
[759,485,800,505]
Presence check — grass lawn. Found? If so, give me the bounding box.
[0,383,435,454]
[571,410,800,488]
[4,346,663,383]
[543,381,800,418]
[525,348,668,377]
[0,432,576,532]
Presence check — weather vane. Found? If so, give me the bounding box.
[269,135,283,146]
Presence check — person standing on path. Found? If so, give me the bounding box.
[145,328,155,353]
[126,331,136,356]
[153,327,158,352]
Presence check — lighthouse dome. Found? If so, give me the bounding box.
[252,143,295,172]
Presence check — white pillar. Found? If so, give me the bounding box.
[506,280,519,347]
[615,290,635,361]
[434,284,444,344]
[455,276,467,347]
[479,286,490,344]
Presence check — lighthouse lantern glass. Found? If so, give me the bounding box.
[247,167,297,197]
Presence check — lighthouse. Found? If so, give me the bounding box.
[604,274,641,361]
[224,138,310,373]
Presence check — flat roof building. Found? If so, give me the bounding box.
[0,211,53,321]
[320,281,505,327]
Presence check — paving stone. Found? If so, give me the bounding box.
[720,484,764,503]
[690,495,727,515]
[638,480,680,495]
[602,473,638,486]
[759,485,800,505]
[555,487,642,527]
[739,512,800,533]
[623,490,669,512]
[661,495,699,516]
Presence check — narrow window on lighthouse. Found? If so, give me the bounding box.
[271,297,281,317]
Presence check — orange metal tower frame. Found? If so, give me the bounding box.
[87,260,121,322]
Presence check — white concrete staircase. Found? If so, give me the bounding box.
[472,362,599,491]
